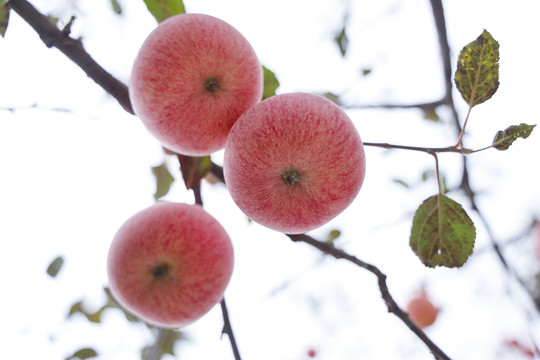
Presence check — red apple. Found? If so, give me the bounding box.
[107,202,234,328]
[129,13,263,156]
[223,92,366,234]
[406,289,440,329]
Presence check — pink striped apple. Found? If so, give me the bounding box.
[129,13,263,156]
[107,202,234,328]
[223,92,366,234]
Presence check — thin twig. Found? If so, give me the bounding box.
[220,298,242,360]
[191,177,242,360]
[287,233,452,360]
[7,0,134,114]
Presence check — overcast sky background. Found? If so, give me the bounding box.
[1,0,540,359]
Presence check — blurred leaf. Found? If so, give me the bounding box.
[68,288,140,323]
[0,2,9,37]
[327,229,341,243]
[110,0,122,14]
[392,178,410,189]
[144,0,185,23]
[178,155,212,190]
[65,348,98,360]
[141,330,187,360]
[152,162,175,200]
[421,169,435,182]
[454,29,499,107]
[492,123,536,150]
[104,287,139,322]
[320,92,341,106]
[361,68,372,76]
[422,107,440,122]
[68,301,102,323]
[262,66,280,100]
[410,194,476,268]
[334,26,348,57]
[46,255,64,277]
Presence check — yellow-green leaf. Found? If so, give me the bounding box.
[410,194,476,268]
[262,66,280,100]
[65,347,98,360]
[110,0,122,14]
[327,229,341,243]
[151,162,175,200]
[143,0,185,23]
[492,123,536,150]
[0,2,10,37]
[454,30,499,107]
[334,26,348,57]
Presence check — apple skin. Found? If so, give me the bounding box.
[223,92,366,234]
[107,202,234,329]
[129,13,263,156]
[406,289,440,329]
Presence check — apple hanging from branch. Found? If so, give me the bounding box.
[107,202,234,329]
[129,13,263,156]
[224,92,366,234]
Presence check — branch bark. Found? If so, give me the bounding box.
[287,234,452,360]
[7,0,134,114]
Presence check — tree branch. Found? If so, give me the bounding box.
[191,176,242,360]
[287,233,452,360]
[7,0,134,114]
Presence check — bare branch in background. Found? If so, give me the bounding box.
[7,0,134,114]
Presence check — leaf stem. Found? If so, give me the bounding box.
[432,153,443,195]
[454,106,473,149]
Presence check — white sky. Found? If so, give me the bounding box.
[1,0,540,359]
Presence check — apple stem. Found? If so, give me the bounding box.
[282,169,301,186]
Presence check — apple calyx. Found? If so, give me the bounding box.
[204,77,220,93]
[151,262,171,279]
[282,169,301,186]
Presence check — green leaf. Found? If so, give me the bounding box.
[110,0,122,14]
[46,256,64,277]
[262,66,280,100]
[143,0,185,23]
[65,347,98,360]
[454,29,499,107]
[410,194,476,268]
[151,162,175,200]
[0,2,10,37]
[334,26,348,57]
[492,123,536,150]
